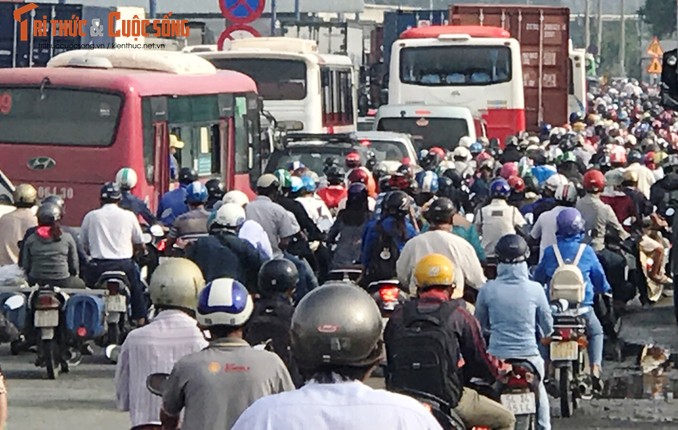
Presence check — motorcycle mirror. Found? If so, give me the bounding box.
[150,224,165,237]
[105,344,121,363]
[622,217,633,226]
[141,233,153,244]
[146,373,170,397]
[524,212,534,225]
[3,294,25,311]
[465,213,474,223]
[667,208,676,217]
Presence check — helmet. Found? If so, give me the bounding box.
[507,175,526,193]
[115,167,138,190]
[178,168,198,185]
[301,175,316,193]
[453,146,471,161]
[556,151,578,165]
[544,174,569,193]
[222,190,249,207]
[489,178,511,199]
[100,182,121,201]
[428,146,446,160]
[212,203,246,230]
[499,162,519,179]
[149,258,205,311]
[628,150,643,164]
[458,136,474,148]
[348,168,370,185]
[258,258,299,294]
[42,195,65,211]
[396,163,415,179]
[623,169,639,184]
[470,141,483,156]
[13,184,37,206]
[326,165,346,185]
[442,168,463,188]
[569,111,585,125]
[273,169,293,189]
[554,182,578,203]
[414,254,455,289]
[495,234,529,264]
[345,152,362,169]
[556,207,586,237]
[290,176,304,193]
[324,157,340,172]
[384,190,411,218]
[185,181,208,204]
[205,179,225,200]
[583,169,606,193]
[197,278,253,327]
[424,197,455,224]
[559,134,577,152]
[609,147,627,165]
[290,282,383,369]
[415,170,439,194]
[37,203,61,226]
[256,174,280,191]
[288,160,306,173]
[347,182,368,205]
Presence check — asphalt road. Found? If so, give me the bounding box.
[2,300,677,430]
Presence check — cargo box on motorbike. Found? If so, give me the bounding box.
[65,294,106,338]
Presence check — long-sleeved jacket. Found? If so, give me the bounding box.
[121,190,157,225]
[361,215,417,268]
[576,194,629,251]
[475,262,553,358]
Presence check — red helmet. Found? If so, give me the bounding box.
[428,146,446,160]
[583,169,606,193]
[499,162,519,180]
[644,151,656,169]
[345,152,361,169]
[609,146,627,166]
[507,175,526,193]
[476,151,493,165]
[347,167,369,185]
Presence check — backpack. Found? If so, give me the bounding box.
[365,221,400,283]
[243,299,294,364]
[385,301,463,408]
[550,243,587,304]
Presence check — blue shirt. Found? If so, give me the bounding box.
[157,186,188,226]
[169,155,178,180]
[360,215,417,267]
[120,191,157,225]
[533,234,612,306]
[475,262,553,358]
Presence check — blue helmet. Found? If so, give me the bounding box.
[489,178,511,199]
[196,278,253,327]
[185,181,208,204]
[470,141,483,156]
[556,207,585,237]
[416,170,439,194]
[290,176,304,193]
[301,175,316,193]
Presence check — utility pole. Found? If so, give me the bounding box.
[620,0,625,76]
[584,0,590,50]
[596,0,603,58]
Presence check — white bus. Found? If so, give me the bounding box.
[569,46,588,117]
[199,38,356,134]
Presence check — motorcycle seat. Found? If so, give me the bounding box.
[96,271,130,287]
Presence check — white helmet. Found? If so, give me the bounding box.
[222,190,249,207]
[544,173,569,192]
[149,258,205,311]
[554,182,578,203]
[458,136,474,148]
[115,167,138,190]
[213,203,246,230]
[453,146,471,161]
[197,278,253,327]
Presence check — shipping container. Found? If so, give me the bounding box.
[450,4,570,131]
[383,9,449,71]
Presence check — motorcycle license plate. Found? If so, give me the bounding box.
[550,341,579,361]
[34,310,59,328]
[501,393,536,415]
[106,295,127,313]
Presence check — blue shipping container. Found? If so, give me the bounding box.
[382,9,449,72]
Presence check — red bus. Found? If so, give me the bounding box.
[0,49,263,225]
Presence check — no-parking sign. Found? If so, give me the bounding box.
[219,0,265,24]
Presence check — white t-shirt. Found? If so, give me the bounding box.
[239,219,273,259]
[296,195,334,232]
[81,204,143,260]
[530,205,569,261]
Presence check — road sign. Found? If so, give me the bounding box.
[647,37,664,58]
[218,25,261,50]
[647,57,662,75]
[219,0,265,24]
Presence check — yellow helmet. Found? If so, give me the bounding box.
[414,254,455,289]
[149,258,205,311]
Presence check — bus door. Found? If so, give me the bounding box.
[148,97,170,201]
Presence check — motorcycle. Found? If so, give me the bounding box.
[30,286,70,379]
[497,360,540,430]
[396,388,465,430]
[366,279,408,377]
[326,266,363,284]
[146,372,170,397]
[138,224,165,283]
[63,292,106,365]
[162,233,209,258]
[97,271,131,346]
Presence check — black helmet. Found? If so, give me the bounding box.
[37,202,62,226]
[290,282,383,370]
[437,176,454,198]
[628,150,643,164]
[326,165,346,186]
[100,182,122,201]
[347,183,368,205]
[383,190,410,218]
[42,195,65,211]
[425,197,456,224]
[258,258,299,294]
[205,179,225,200]
[442,168,463,188]
[495,234,529,264]
[178,167,198,185]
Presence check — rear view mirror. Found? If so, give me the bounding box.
[3,294,25,311]
[150,224,165,237]
[146,373,170,397]
[141,233,153,244]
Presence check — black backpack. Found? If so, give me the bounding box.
[385,300,463,408]
[365,221,400,283]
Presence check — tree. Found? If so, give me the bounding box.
[639,0,676,39]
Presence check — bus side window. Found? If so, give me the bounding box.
[141,99,155,184]
[234,95,249,174]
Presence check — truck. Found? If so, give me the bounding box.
[450,4,571,131]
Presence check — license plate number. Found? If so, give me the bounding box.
[550,341,579,361]
[501,393,536,415]
[106,295,127,313]
[34,310,59,328]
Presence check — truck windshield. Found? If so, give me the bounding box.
[208,58,307,100]
[0,87,122,146]
[400,45,512,86]
[377,117,469,151]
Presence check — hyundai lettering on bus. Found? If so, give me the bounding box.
[0,49,262,225]
[388,25,524,142]
[199,37,356,134]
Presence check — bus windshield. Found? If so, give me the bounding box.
[0,87,122,146]
[400,45,512,86]
[208,58,307,100]
[377,117,469,151]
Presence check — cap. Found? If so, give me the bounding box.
[170,134,185,149]
[257,174,279,189]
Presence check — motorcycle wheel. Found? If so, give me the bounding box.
[43,340,59,380]
[559,367,573,417]
[107,322,120,345]
[514,414,534,430]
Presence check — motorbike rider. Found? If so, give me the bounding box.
[386,254,515,430]
[205,178,226,211]
[317,165,347,212]
[157,167,197,226]
[475,235,553,430]
[0,184,38,266]
[650,155,678,221]
[222,190,273,259]
[499,136,523,164]
[115,259,208,429]
[469,158,495,208]
[625,149,656,199]
[81,182,147,325]
[21,203,85,289]
[160,278,294,430]
[414,170,439,208]
[534,208,611,392]
[116,167,157,225]
[622,170,653,233]
[233,282,443,430]
[296,175,334,232]
[600,169,638,231]
[521,173,568,223]
[165,181,210,251]
[452,146,474,179]
[187,203,264,288]
[397,198,486,299]
[327,183,372,269]
[576,169,629,251]
[530,182,578,261]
